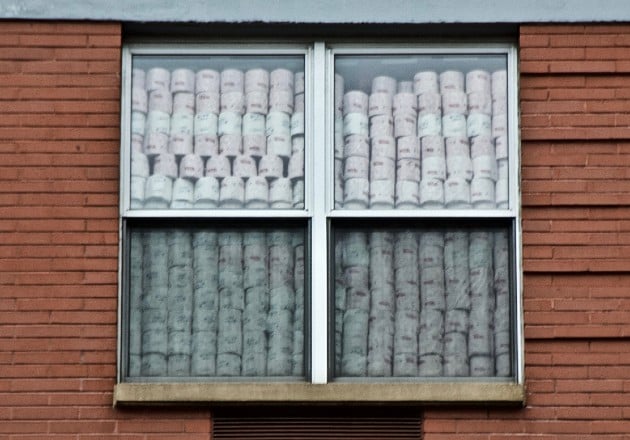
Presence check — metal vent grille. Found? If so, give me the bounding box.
[213,407,422,439]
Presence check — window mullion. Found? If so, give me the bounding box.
[310,42,329,384]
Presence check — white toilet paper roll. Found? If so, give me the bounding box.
[220,91,245,114]
[393,92,416,113]
[442,113,467,138]
[294,92,305,114]
[153,153,178,179]
[194,134,218,158]
[244,175,268,206]
[398,80,413,94]
[343,178,369,209]
[470,177,496,208]
[267,134,292,158]
[245,90,268,115]
[370,179,395,208]
[219,176,245,207]
[232,154,257,178]
[417,91,441,115]
[173,92,195,114]
[372,76,397,95]
[472,155,498,181]
[395,180,420,208]
[492,114,508,138]
[195,92,220,115]
[205,154,231,179]
[258,154,284,179]
[467,91,492,115]
[132,88,148,113]
[417,113,442,137]
[447,155,473,181]
[131,151,149,178]
[368,92,392,117]
[288,152,304,180]
[397,136,420,160]
[343,91,369,115]
[495,178,508,208]
[370,136,396,160]
[218,111,242,136]
[194,112,218,136]
[491,70,507,97]
[266,111,291,137]
[422,156,446,181]
[369,114,394,138]
[143,132,169,156]
[467,113,492,138]
[396,158,421,182]
[244,68,269,94]
[466,69,491,93]
[148,90,172,114]
[343,113,369,137]
[146,67,170,92]
[370,157,396,181]
[132,68,145,91]
[194,176,220,207]
[219,133,242,157]
[419,178,444,208]
[270,68,294,91]
[145,173,173,205]
[243,134,266,158]
[220,69,244,93]
[344,156,370,180]
[195,69,220,94]
[131,109,145,135]
[413,71,439,95]
[294,71,305,94]
[179,154,204,180]
[422,135,445,158]
[444,177,470,208]
[393,111,417,138]
[268,88,293,114]
[171,177,194,208]
[242,112,266,135]
[130,175,146,208]
[290,112,305,137]
[439,70,464,93]
[344,136,370,158]
[442,91,467,115]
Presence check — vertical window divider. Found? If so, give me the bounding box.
[310,42,328,384]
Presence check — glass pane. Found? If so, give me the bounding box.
[129,55,305,210]
[334,54,508,210]
[126,226,306,379]
[332,226,512,379]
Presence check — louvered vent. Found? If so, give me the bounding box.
[213,406,422,439]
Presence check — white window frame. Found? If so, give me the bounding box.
[115,40,524,405]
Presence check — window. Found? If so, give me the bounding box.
[116,42,523,404]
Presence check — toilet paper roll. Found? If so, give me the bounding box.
[218,111,242,136]
[492,93,507,115]
[194,134,218,158]
[442,113,467,138]
[220,92,245,115]
[439,70,464,93]
[244,175,268,206]
[266,111,291,137]
[194,112,218,136]
[245,90,268,115]
[220,69,244,93]
[370,136,396,160]
[258,154,284,179]
[196,92,220,115]
[194,176,220,207]
[173,92,195,114]
[270,68,294,91]
[343,113,369,137]
[145,174,173,205]
[397,136,420,160]
[146,67,170,92]
[243,134,266,158]
[417,91,441,115]
[294,92,305,114]
[370,156,395,181]
[244,68,269,94]
[419,178,444,208]
[168,132,193,157]
[232,155,257,178]
[343,178,369,209]
[395,180,420,209]
[205,154,231,179]
[143,131,169,156]
[445,136,470,157]
[472,155,498,181]
[422,156,446,181]
[195,69,220,94]
[153,153,178,179]
[219,134,243,157]
[288,152,304,180]
[470,177,496,208]
[447,155,473,181]
[492,114,508,138]
[268,88,293,114]
[467,113,492,138]
[131,133,144,153]
[370,179,395,209]
[372,76,397,95]
[344,136,370,158]
[293,179,304,209]
[413,71,439,95]
[148,90,172,114]
[130,176,146,208]
[393,111,417,138]
[147,110,170,135]
[417,113,442,138]
[466,69,491,93]
[242,112,266,135]
[421,135,445,158]
[497,158,508,180]
[179,154,204,180]
[495,135,508,160]
[132,88,148,113]
[171,178,194,208]
[131,151,149,178]
[267,134,292,158]
[290,112,304,137]
[396,158,421,182]
[219,176,245,207]
[393,92,416,113]
[171,111,194,135]
[442,91,467,115]
[269,177,293,204]
[491,70,507,98]
[344,156,370,180]
[444,177,471,208]
[369,114,394,138]
[467,91,492,115]
[132,68,145,91]
[368,92,392,117]
[343,91,369,115]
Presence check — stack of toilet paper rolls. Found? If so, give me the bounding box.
[336,68,508,210]
[134,229,304,377]
[334,228,508,378]
[130,65,304,210]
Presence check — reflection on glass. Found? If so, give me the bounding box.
[127,227,306,378]
[333,227,511,378]
[334,55,508,210]
[129,55,305,210]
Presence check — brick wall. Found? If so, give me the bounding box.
[424,24,630,438]
[2,21,629,439]
[0,21,209,438]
